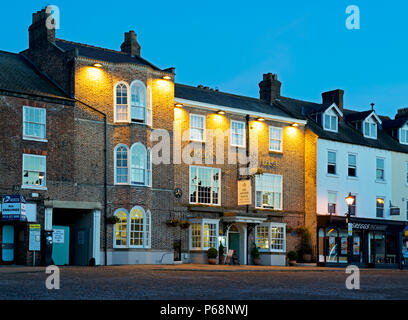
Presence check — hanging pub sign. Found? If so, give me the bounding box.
[1,195,26,221]
[238,179,251,206]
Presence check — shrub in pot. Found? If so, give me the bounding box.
[299,229,313,262]
[207,247,218,265]
[287,251,298,266]
[251,246,261,265]
[218,244,225,264]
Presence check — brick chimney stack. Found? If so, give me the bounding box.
[120,31,141,57]
[395,108,408,119]
[322,89,344,112]
[259,73,281,104]
[29,8,56,49]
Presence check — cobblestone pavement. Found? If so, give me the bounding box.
[0,265,407,300]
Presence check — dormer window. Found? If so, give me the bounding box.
[323,109,338,132]
[363,117,377,139]
[399,123,408,145]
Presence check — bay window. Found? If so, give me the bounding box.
[114,82,129,122]
[130,80,147,122]
[189,219,219,250]
[256,223,286,252]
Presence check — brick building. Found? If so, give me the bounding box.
[0,8,316,266]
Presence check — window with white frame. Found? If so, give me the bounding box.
[22,154,46,188]
[190,114,205,141]
[348,153,357,177]
[363,117,377,139]
[327,151,337,175]
[256,223,286,252]
[376,157,385,181]
[130,80,147,122]
[189,166,220,205]
[113,207,151,248]
[323,109,338,132]
[376,198,384,218]
[400,124,408,144]
[255,173,282,210]
[23,106,46,140]
[189,219,219,250]
[269,126,283,152]
[230,120,245,147]
[349,194,357,216]
[115,82,129,122]
[130,143,147,185]
[114,145,128,184]
[406,162,408,185]
[328,191,337,214]
[146,148,152,187]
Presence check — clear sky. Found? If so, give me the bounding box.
[1,0,407,117]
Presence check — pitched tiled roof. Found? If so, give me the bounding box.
[175,83,297,120]
[0,50,70,100]
[276,95,408,153]
[382,117,408,129]
[55,39,161,71]
[344,110,373,122]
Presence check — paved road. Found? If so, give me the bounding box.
[0,265,407,300]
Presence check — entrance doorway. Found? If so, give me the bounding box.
[0,225,14,264]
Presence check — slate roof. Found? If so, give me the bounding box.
[55,39,161,71]
[175,83,297,120]
[0,50,70,100]
[275,96,408,154]
[382,117,408,129]
[344,110,374,122]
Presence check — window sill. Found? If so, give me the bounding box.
[23,137,48,143]
[21,185,47,191]
[347,176,359,181]
[375,180,387,184]
[231,144,246,149]
[189,139,205,143]
[269,150,283,154]
[326,174,339,178]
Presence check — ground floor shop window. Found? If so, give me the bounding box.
[113,207,151,249]
[255,223,286,252]
[189,219,219,250]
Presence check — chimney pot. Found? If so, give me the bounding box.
[29,7,56,49]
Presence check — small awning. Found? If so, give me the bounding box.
[221,215,267,224]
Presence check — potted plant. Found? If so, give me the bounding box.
[251,246,261,265]
[179,220,190,229]
[106,215,120,224]
[207,247,218,265]
[287,251,298,266]
[166,218,179,227]
[218,244,225,264]
[299,229,313,262]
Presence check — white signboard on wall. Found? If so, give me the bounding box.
[53,229,65,244]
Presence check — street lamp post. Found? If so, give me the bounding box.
[345,193,355,265]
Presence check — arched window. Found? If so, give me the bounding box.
[130,143,146,185]
[129,206,151,248]
[114,82,129,122]
[146,148,152,187]
[114,144,129,184]
[130,80,147,122]
[114,208,128,248]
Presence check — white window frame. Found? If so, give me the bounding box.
[406,162,408,186]
[146,148,152,187]
[147,85,152,127]
[113,208,128,248]
[323,109,338,133]
[399,124,408,145]
[327,150,337,175]
[189,166,221,206]
[189,218,219,251]
[23,106,47,141]
[255,173,283,210]
[376,157,385,181]
[256,222,286,253]
[114,81,130,123]
[230,120,245,147]
[348,153,357,177]
[130,142,147,186]
[189,114,206,142]
[114,144,129,185]
[22,154,47,190]
[376,197,385,218]
[130,80,147,123]
[269,126,283,152]
[363,117,377,139]
[328,191,337,214]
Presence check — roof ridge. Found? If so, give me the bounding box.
[56,38,129,56]
[0,49,18,56]
[279,95,322,106]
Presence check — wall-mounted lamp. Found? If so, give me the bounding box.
[162,75,172,80]
[174,103,183,108]
[217,110,226,115]
[93,63,103,68]
[291,123,299,127]
[256,117,265,122]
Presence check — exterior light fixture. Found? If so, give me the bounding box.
[256,117,265,122]
[291,123,299,127]
[345,193,355,206]
[162,75,172,80]
[217,110,226,115]
[93,63,103,68]
[174,103,183,108]
[345,192,355,264]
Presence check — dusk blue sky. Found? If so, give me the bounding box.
[1,1,407,117]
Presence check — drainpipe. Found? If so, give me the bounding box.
[75,99,108,266]
[245,114,250,214]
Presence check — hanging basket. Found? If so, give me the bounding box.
[106,216,120,224]
[166,219,180,227]
[179,221,191,229]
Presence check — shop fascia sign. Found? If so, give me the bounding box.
[1,195,26,221]
[350,223,387,231]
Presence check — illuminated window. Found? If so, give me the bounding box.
[190,219,219,250]
[376,157,385,181]
[190,114,205,141]
[114,82,129,122]
[256,223,286,252]
[231,120,245,147]
[130,80,147,122]
[376,198,384,218]
[114,208,128,247]
[255,173,282,210]
[23,106,46,140]
[22,154,46,189]
[269,126,283,152]
[189,166,221,205]
[114,145,128,184]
